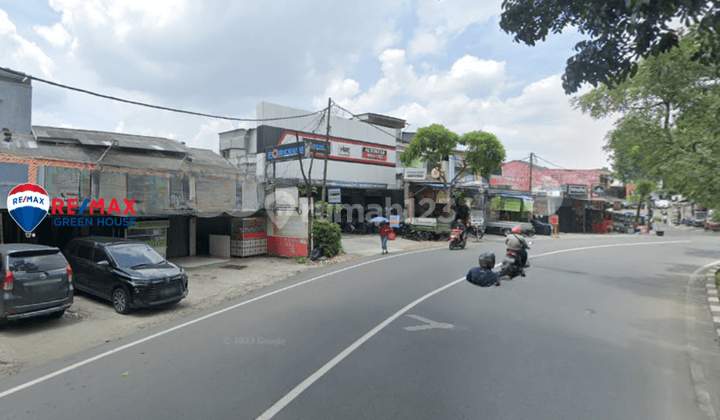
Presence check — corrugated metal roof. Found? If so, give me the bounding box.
[1,132,237,173]
[32,126,189,153]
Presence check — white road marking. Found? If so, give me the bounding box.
[710,306,720,313]
[255,240,693,419]
[403,315,454,331]
[710,297,720,304]
[0,246,439,400]
[708,290,719,295]
[254,277,466,420]
[714,317,720,324]
[0,239,697,406]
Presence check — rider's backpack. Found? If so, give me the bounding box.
[466,267,498,287]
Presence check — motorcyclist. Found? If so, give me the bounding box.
[453,218,467,242]
[466,251,499,287]
[505,226,530,269]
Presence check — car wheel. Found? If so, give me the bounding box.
[112,287,133,314]
[48,309,65,319]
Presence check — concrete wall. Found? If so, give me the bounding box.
[0,71,32,134]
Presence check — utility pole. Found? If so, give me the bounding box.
[321,97,331,219]
[529,152,533,194]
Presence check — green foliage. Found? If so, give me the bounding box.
[293,257,310,264]
[311,219,343,257]
[315,202,342,215]
[576,31,720,209]
[399,124,458,174]
[635,180,656,198]
[500,1,720,93]
[400,125,505,184]
[297,185,317,198]
[458,131,506,178]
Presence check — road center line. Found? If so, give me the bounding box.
[0,246,438,400]
[255,239,693,419]
[0,239,693,402]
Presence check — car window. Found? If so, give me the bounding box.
[76,245,93,261]
[9,250,68,273]
[107,244,165,268]
[92,248,110,264]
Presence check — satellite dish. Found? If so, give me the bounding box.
[431,168,440,179]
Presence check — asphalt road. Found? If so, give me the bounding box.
[1,227,720,420]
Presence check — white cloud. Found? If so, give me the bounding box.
[408,0,500,57]
[34,23,71,47]
[0,10,56,78]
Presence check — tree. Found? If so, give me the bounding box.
[399,124,506,221]
[633,179,656,224]
[499,0,720,94]
[575,32,720,209]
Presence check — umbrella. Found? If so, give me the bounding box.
[370,217,389,223]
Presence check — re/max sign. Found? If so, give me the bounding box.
[51,198,136,215]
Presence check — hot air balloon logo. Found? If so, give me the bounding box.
[7,183,50,236]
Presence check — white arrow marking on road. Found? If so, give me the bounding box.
[403,314,454,331]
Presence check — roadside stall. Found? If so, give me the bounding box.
[485,191,534,235]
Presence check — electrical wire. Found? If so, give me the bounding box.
[534,155,568,170]
[0,66,324,122]
[330,102,401,139]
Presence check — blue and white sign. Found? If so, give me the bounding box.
[328,188,342,204]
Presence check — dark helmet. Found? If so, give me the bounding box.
[478,251,495,269]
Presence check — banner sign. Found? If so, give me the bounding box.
[266,142,304,162]
[362,147,387,161]
[404,168,426,180]
[390,214,400,228]
[565,184,589,198]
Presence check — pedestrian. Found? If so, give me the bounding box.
[379,221,393,254]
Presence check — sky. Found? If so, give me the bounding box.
[0,0,619,170]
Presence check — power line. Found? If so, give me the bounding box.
[330,102,401,140]
[0,66,324,122]
[534,154,568,170]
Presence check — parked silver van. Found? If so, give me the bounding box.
[0,244,74,324]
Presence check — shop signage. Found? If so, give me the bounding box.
[390,214,400,227]
[404,168,426,180]
[129,220,170,230]
[565,184,588,198]
[549,214,559,225]
[412,218,436,227]
[338,144,351,157]
[328,188,341,204]
[592,185,606,196]
[303,139,329,159]
[266,142,304,162]
[362,147,387,161]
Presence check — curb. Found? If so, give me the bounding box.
[704,264,720,337]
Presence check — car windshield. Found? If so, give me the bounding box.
[107,244,165,268]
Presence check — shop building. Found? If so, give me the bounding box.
[220,102,407,256]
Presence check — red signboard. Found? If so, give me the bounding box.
[361,147,387,161]
[549,215,559,225]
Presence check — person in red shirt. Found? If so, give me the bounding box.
[379,222,393,254]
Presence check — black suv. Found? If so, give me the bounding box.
[0,244,74,323]
[64,237,188,314]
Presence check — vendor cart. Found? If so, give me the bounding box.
[402,218,453,241]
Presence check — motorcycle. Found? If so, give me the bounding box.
[497,250,525,279]
[497,241,532,279]
[448,228,467,250]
